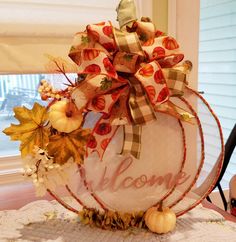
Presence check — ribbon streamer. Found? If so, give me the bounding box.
[122,125,142,159]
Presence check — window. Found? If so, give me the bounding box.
[0,73,78,156]
[0,74,43,156]
[0,0,153,184]
[0,0,152,74]
[0,0,122,74]
[199,0,236,188]
[0,73,79,184]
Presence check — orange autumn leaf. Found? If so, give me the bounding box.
[47,128,91,165]
[3,103,49,157]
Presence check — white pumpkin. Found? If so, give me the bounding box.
[145,203,176,234]
[49,100,83,133]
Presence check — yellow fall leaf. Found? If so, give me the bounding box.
[47,128,90,165]
[3,103,49,157]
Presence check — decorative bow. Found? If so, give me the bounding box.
[68,2,193,160]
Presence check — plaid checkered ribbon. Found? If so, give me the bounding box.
[112,30,156,158]
[113,28,144,56]
[163,68,187,96]
[128,77,156,124]
[123,77,156,158]
[122,125,142,158]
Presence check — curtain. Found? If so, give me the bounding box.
[0,0,154,74]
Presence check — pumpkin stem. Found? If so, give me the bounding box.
[65,101,78,118]
[66,110,73,117]
[158,201,163,212]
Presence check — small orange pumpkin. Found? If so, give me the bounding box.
[162,37,179,50]
[92,96,105,111]
[87,135,97,149]
[95,122,112,136]
[139,64,154,77]
[83,49,100,61]
[154,69,164,84]
[152,47,165,59]
[143,38,155,46]
[102,25,113,37]
[145,202,176,234]
[145,85,156,102]
[49,100,83,133]
[157,87,169,103]
[84,64,101,74]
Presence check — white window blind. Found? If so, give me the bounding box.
[199,0,236,188]
[0,0,120,74]
[0,0,151,74]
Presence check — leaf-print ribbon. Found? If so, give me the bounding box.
[68,13,193,159]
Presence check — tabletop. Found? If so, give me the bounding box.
[0,199,236,242]
[202,200,236,223]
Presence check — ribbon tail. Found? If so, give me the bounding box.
[121,125,142,159]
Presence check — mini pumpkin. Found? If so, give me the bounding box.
[145,202,176,234]
[95,122,112,136]
[49,100,83,133]
[83,49,100,61]
[92,96,105,111]
[139,63,154,77]
[84,64,101,74]
[162,36,179,50]
[152,46,165,59]
[145,85,156,103]
[157,87,169,103]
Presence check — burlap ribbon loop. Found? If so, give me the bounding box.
[163,68,187,96]
[113,28,144,57]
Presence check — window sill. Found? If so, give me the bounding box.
[0,155,23,185]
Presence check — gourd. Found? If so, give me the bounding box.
[145,202,176,234]
[49,100,83,133]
